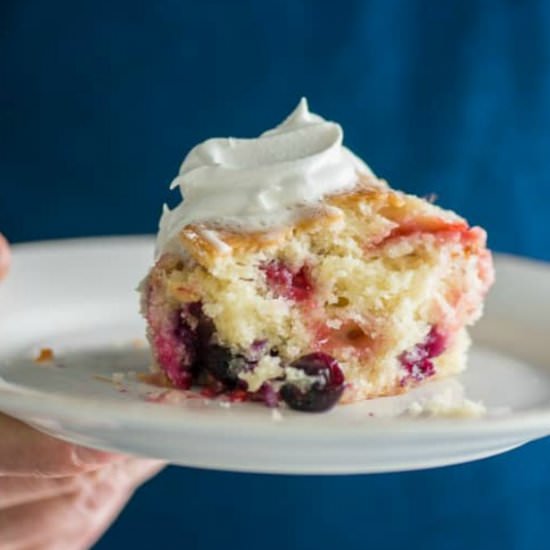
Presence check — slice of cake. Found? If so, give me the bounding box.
[141,99,494,412]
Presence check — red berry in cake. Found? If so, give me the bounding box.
[399,326,446,384]
[400,355,436,382]
[423,326,446,357]
[259,383,280,408]
[200,386,223,398]
[146,296,196,390]
[228,388,249,402]
[290,266,313,301]
[280,352,345,412]
[263,261,313,301]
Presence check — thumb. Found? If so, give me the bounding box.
[0,233,10,280]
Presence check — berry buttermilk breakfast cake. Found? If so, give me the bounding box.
[141,99,494,412]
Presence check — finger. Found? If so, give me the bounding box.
[75,459,165,550]
[77,459,165,550]
[22,487,134,550]
[92,457,165,487]
[0,475,82,509]
[0,233,10,280]
[0,485,117,549]
[0,459,164,549]
[0,459,164,510]
[0,414,125,477]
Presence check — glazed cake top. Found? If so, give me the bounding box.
[177,175,472,270]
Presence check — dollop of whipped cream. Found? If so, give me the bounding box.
[157,98,373,255]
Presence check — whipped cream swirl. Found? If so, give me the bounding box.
[157,98,373,254]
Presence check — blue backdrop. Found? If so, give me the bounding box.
[2,1,550,549]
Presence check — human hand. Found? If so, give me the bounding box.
[0,236,164,548]
[0,414,164,549]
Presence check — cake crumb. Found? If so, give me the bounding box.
[271,408,283,421]
[406,392,486,418]
[219,401,232,409]
[144,390,171,403]
[94,375,115,384]
[112,372,125,384]
[138,372,172,387]
[131,338,147,349]
[34,348,55,364]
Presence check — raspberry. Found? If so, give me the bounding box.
[263,261,313,301]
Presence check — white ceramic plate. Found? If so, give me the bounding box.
[0,237,549,474]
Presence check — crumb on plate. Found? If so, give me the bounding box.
[34,347,55,363]
[406,394,486,418]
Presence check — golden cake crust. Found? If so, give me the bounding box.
[178,172,469,269]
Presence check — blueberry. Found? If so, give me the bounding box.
[184,302,215,351]
[280,353,345,412]
[203,344,240,389]
[259,383,280,408]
